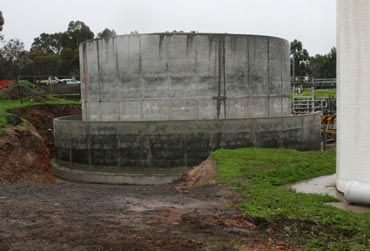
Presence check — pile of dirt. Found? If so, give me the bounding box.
[0,104,81,184]
[0,125,54,184]
[9,104,81,154]
[0,82,50,101]
[173,159,218,192]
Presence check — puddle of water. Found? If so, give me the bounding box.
[284,174,370,213]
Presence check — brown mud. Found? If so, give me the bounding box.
[0,105,304,250]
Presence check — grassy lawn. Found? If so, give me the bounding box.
[0,81,79,135]
[212,148,370,250]
[293,89,336,99]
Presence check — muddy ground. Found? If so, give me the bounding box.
[0,177,302,251]
[0,105,303,251]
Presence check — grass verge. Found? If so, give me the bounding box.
[0,81,79,135]
[212,148,370,250]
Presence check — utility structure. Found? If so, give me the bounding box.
[53,33,321,184]
[337,0,370,204]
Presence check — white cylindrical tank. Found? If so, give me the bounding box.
[337,0,370,204]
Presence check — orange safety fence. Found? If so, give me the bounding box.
[0,80,14,89]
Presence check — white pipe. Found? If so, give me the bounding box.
[344,181,370,206]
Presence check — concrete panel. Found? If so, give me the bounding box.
[282,97,291,116]
[268,97,282,117]
[169,76,200,98]
[142,100,171,120]
[225,36,249,97]
[119,76,142,99]
[116,35,141,76]
[142,74,169,98]
[85,41,100,102]
[249,36,268,96]
[281,41,291,96]
[168,35,197,74]
[119,101,143,121]
[198,99,218,119]
[194,35,217,77]
[170,99,199,120]
[248,97,269,118]
[101,102,120,121]
[87,101,101,121]
[68,120,90,149]
[269,37,282,96]
[98,39,119,100]
[140,35,168,74]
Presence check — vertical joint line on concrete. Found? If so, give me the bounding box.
[247,36,250,97]
[280,42,283,115]
[87,122,92,166]
[216,37,222,119]
[267,38,270,117]
[222,36,227,119]
[96,41,102,103]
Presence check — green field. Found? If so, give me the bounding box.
[212,148,370,250]
[293,89,336,99]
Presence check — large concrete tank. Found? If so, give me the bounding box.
[80,33,291,121]
[337,0,370,204]
[53,33,321,184]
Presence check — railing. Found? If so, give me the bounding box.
[291,77,336,89]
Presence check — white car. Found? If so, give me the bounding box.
[60,79,81,85]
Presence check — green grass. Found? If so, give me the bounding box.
[212,148,370,250]
[293,89,336,99]
[0,81,79,134]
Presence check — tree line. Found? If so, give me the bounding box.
[0,17,116,80]
[290,39,336,79]
[0,12,335,80]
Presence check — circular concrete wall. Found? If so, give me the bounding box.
[79,33,290,122]
[53,113,321,184]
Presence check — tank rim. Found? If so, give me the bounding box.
[80,32,289,47]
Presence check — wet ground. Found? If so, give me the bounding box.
[285,174,370,213]
[0,179,303,251]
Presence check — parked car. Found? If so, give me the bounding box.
[60,78,81,85]
[39,76,59,85]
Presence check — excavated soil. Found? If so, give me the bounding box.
[0,105,81,184]
[8,104,81,155]
[0,125,54,184]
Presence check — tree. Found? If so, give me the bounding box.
[28,49,60,76]
[325,47,336,78]
[309,47,336,79]
[0,10,4,32]
[290,39,310,78]
[60,21,94,50]
[59,48,79,76]
[0,38,30,79]
[30,20,94,76]
[31,32,63,54]
[97,28,117,39]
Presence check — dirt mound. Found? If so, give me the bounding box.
[0,104,81,184]
[173,159,217,192]
[0,82,50,101]
[0,125,54,184]
[9,104,81,155]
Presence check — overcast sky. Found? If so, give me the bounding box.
[1,0,336,55]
